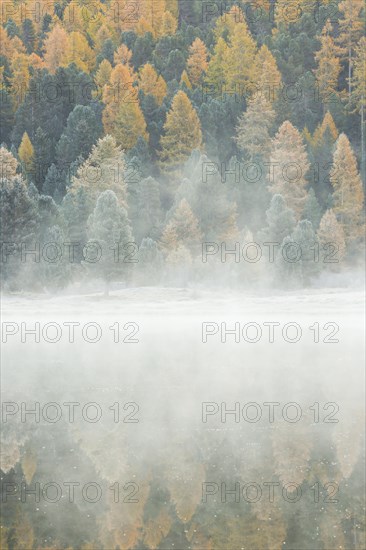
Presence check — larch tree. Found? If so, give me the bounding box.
[160,11,178,36]
[330,133,364,241]
[254,45,282,102]
[235,94,275,160]
[18,132,34,181]
[159,91,202,173]
[102,64,148,150]
[70,135,128,207]
[205,37,228,92]
[269,121,310,218]
[114,44,133,67]
[162,198,202,255]
[317,209,346,268]
[180,70,192,89]
[0,147,18,179]
[187,38,208,86]
[10,53,30,108]
[336,0,364,97]
[61,31,96,73]
[351,37,366,181]
[314,20,342,107]
[94,59,112,96]
[43,25,69,74]
[139,64,167,105]
[313,111,339,144]
[224,21,257,94]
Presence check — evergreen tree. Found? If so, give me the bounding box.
[135,176,162,243]
[136,237,163,285]
[330,133,364,241]
[292,219,320,284]
[317,209,346,269]
[56,105,103,166]
[302,187,322,229]
[258,194,296,249]
[43,163,67,204]
[159,91,202,173]
[0,176,38,285]
[61,186,94,263]
[21,19,36,54]
[41,224,71,290]
[86,190,134,295]
[269,121,310,218]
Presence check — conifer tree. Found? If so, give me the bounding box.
[70,135,128,206]
[336,0,364,97]
[314,20,342,106]
[187,38,208,86]
[269,121,310,218]
[94,59,112,96]
[179,70,192,90]
[159,91,202,173]
[254,45,282,102]
[43,25,68,74]
[0,147,18,179]
[302,187,322,229]
[224,21,257,94]
[351,37,366,181]
[258,194,296,248]
[61,31,96,73]
[161,198,202,255]
[330,133,364,241]
[139,64,167,106]
[205,37,228,92]
[103,64,148,149]
[86,189,134,295]
[235,94,275,160]
[18,132,34,181]
[317,209,346,268]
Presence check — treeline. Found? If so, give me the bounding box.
[0,0,365,292]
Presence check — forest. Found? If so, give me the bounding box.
[0,1,365,548]
[0,0,365,292]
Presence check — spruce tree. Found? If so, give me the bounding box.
[86,190,134,295]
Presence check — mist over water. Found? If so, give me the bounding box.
[1,287,365,549]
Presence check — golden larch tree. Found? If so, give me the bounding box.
[139,63,167,105]
[269,120,310,217]
[336,0,364,97]
[314,20,342,106]
[103,64,148,149]
[187,38,208,86]
[159,91,202,173]
[330,133,364,241]
[43,25,68,74]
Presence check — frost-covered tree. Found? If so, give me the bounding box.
[86,190,134,295]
